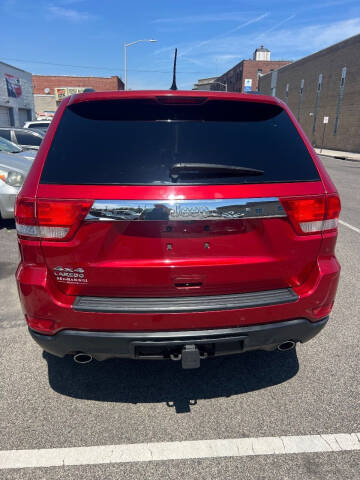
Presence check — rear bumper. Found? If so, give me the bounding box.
[16,256,340,333]
[29,317,328,360]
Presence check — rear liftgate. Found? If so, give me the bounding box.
[84,198,288,369]
[87,198,285,369]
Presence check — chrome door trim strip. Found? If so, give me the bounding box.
[85,198,286,221]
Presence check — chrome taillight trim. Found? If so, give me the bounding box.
[85,198,286,221]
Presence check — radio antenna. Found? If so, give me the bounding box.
[170,48,178,90]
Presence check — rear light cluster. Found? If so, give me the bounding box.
[281,194,341,235]
[15,198,93,241]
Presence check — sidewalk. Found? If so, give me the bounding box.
[314,148,360,161]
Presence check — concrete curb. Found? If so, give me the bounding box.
[315,148,360,162]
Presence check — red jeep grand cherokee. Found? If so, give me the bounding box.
[15,91,340,369]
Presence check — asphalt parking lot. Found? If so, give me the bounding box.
[0,155,359,479]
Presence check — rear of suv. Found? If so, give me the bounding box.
[15,91,341,369]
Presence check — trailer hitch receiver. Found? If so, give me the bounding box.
[181,344,201,369]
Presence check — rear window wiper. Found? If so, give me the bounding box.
[169,163,264,182]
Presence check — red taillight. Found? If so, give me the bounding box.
[15,197,36,225]
[15,198,93,241]
[281,194,341,235]
[37,200,92,226]
[326,194,341,220]
[15,197,39,238]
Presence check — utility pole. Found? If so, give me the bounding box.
[123,39,157,91]
[124,43,127,91]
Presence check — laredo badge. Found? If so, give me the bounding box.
[53,266,88,284]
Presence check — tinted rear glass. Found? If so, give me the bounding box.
[41,99,320,185]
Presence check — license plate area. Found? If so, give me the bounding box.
[131,335,246,359]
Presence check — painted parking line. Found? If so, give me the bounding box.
[339,220,360,234]
[1,433,359,470]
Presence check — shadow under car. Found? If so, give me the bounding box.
[44,349,299,413]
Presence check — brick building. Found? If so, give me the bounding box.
[32,74,124,117]
[207,46,291,93]
[0,61,35,127]
[258,34,360,152]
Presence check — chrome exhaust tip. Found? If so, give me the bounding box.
[74,353,93,364]
[277,341,296,352]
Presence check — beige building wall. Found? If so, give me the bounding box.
[258,34,360,153]
[34,94,57,114]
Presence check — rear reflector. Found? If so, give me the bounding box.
[281,194,341,235]
[15,198,93,241]
[312,301,334,318]
[26,315,56,334]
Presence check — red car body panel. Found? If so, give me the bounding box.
[17,254,339,334]
[15,90,340,360]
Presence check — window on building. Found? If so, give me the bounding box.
[312,74,323,134]
[317,74,323,92]
[334,67,347,135]
[257,69,263,78]
[285,84,290,104]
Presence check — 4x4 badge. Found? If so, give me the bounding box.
[53,266,87,283]
[53,266,84,273]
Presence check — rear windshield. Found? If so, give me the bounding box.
[41,99,320,185]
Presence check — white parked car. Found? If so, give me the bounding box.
[0,136,36,161]
[24,120,51,131]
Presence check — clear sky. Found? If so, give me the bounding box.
[1,0,360,90]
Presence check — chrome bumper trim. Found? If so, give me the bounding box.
[85,198,286,221]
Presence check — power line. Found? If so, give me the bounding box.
[1,57,217,76]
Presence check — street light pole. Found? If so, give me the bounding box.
[123,39,157,90]
[124,42,127,91]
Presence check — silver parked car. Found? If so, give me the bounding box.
[0,127,44,151]
[0,136,36,162]
[0,151,32,220]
